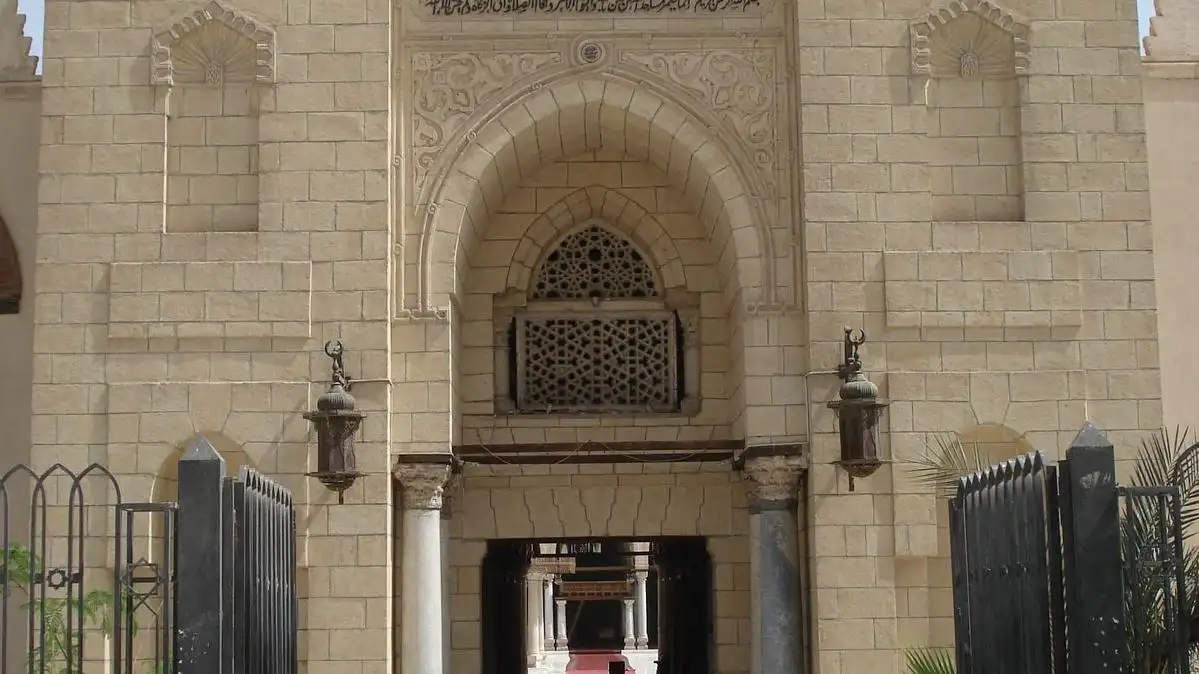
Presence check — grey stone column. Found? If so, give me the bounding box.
[439,474,458,674]
[742,454,805,674]
[395,460,453,674]
[542,575,555,649]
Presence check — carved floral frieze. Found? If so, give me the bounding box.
[618,49,778,193]
[422,0,761,15]
[411,51,563,196]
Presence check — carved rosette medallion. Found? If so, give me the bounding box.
[742,454,806,503]
[411,51,563,198]
[394,461,452,510]
[618,49,777,194]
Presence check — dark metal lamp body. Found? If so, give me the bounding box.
[826,327,890,492]
[303,340,367,504]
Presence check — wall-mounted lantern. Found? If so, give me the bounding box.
[826,327,890,492]
[303,340,366,504]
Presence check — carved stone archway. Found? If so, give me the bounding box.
[0,214,20,314]
[418,75,771,309]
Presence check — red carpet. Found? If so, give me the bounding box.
[565,651,634,673]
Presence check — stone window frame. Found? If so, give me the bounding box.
[493,219,701,417]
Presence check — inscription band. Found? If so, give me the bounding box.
[425,0,759,15]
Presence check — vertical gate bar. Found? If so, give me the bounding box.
[949,485,971,674]
[966,475,984,674]
[221,477,235,674]
[1044,462,1068,672]
[969,472,987,674]
[30,478,45,674]
[988,465,1004,674]
[1,476,12,674]
[287,487,298,674]
[270,477,280,674]
[982,467,1000,674]
[162,504,178,674]
[122,506,136,674]
[1155,491,1177,673]
[999,462,1016,673]
[253,472,264,674]
[1169,486,1190,672]
[233,476,248,674]
[1011,460,1031,673]
[110,492,123,674]
[64,474,79,674]
[1058,458,1077,672]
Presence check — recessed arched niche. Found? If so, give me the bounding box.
[912,0,1030,222]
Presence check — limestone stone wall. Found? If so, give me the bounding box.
[21,0,1157,668]
[1143,0,1199,430]
[0,80,37,475]
[444,462,752,674]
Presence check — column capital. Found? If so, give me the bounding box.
[741,453,807,503]
[394,456,454,510]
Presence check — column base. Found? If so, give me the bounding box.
[635,639,649,649]
[624,637,636,649]
[555,639,568,650]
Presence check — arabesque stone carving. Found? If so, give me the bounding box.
[151,0,276,86]
[619,50,777,192]
[911,0,1030,77]
[394,461,452,510]
[742,454,806,503]
[411,51,563,195]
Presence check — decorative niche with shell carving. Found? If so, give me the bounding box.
[151,1,275,234]
[912,0,1030,223]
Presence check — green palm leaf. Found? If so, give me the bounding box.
[905,433,988,500]
[904,647,956,674]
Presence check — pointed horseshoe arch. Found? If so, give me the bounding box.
[419,74,774,309]
[0,214,21,314]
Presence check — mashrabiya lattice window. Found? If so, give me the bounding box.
[508,223,685,414]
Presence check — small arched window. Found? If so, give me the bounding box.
[494,222,699,415]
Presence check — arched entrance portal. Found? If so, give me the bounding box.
[480,537,712,674]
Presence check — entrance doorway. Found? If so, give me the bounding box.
[480,537,713,674]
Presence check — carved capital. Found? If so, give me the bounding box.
[394,461,452,510]
[742,454,806,503]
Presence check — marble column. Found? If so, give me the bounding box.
[439,479,456,674]
[554,598,568,650]
[395,460,453,674]
[622,598,636,649]
[542,575,556,650]
[742,454,806,674]
[632,571,649,648]
[526,572,544,665]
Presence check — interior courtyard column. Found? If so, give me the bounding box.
[741,453,806,674]
[542,575,555,649]
[395,458,453,674]
[439,473,458,674]
[623,597,636,649]
[554,597,568,649]
[526,571,544,665]
[632,571,649,648]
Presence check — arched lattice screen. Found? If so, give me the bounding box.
[0,216,20,315]
[512,224,680,414]
[532,225,659,300]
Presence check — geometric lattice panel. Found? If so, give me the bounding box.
[515,313,678,412]
[532,225,659,300]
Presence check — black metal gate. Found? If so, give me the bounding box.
[950,422,1192,674]
[0,435,297,674]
